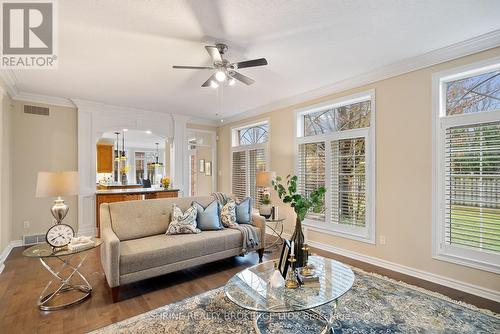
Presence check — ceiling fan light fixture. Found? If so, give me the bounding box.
[210,80,219,88]
[229,78,236,86]
[215,70,226,82]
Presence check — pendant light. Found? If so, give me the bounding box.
[155,143,160,167]
[114,132,120,161]
[121,129,127,161]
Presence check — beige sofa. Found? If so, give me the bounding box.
[99,196,266,302]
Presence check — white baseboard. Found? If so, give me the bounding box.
[272,231,500,303]
[0,240,22,274]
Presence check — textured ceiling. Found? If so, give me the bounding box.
[7,0,500,121]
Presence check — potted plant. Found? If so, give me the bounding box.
[272,175,326,268]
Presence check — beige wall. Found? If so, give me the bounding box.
[0,86,13,251]
[218,47,500,292]
[11,101,78,240]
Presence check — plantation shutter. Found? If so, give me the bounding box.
[249,148,266,207]
[331,137,366,227]
[232,151,247,201]
[445,121,500,253]
[298,142,326,220]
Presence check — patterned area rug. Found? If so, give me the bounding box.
[90,268,499,333]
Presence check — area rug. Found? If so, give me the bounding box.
[90,268,500,333]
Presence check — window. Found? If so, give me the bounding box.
[231,121,269,207]
[433,57,500,273]
[296,91,375,243]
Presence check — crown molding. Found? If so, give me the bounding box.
[0,69,19,97]
[14,92,76,108]
[223,29,500,125]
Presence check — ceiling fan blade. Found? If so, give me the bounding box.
[201,73,218,87]
[205,46,222,63]
[232,58,268,69]
[231,71,255,85]
[173,65,214,69]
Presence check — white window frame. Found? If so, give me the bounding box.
[432,56,500,274]
[230,120,270,201]
[295,90,376,244]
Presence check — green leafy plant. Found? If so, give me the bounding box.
[272,175,326,221]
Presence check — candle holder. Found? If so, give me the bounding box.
[285,255,299,289]
[299,243,315,277]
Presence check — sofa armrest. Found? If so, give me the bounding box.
[251,213,266,249]
[100,203,120,288]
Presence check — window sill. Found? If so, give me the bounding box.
[302,219,375,244]
[433,244,500,274]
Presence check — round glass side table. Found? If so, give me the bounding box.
[22,238,102,311]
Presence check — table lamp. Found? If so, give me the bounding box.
[36,171,79,224]
[256,171,276,218]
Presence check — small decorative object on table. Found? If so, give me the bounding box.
[300,243,315,276]
[161,176,170,189]
[284,241,299,289]
[278,239,291,278]
[68,236,95,251]
[272,175,326,268]
[269,261,285,289]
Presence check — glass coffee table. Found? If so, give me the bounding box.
[22,238,102,311]
[225,255,354,333]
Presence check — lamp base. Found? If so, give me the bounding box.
[51,197,69,224]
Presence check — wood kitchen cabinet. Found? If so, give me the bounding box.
[97,143,113,173]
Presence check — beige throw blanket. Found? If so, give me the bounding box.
[211,192,260,253]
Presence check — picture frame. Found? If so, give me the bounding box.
[278,239,291,278]
[205,161,212,176]
[199,159,205,173]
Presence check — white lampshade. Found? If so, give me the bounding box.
[36,171,79,198]
[256,171,276,188]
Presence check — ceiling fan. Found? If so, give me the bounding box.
[172,43,268,88]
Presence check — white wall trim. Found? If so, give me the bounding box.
[13,92,76,108]
[224,29,500,125]
[0,240,22,274]
[273,231,500,303]
[0,69,19,97]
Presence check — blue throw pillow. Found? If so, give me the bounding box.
[193,200,223,231]
[235,197,252,224]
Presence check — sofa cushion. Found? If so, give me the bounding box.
[193,200,223,231]
[108,196,215,241]
[235,197,252,224]
[165,204,200,235]
[119,229,247,275]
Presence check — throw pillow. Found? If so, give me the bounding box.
[193,200,223,231]
[235,197,252,224]
[220,200,237,228]
[165,204,201,235]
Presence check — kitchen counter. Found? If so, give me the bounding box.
[96,188,179,195]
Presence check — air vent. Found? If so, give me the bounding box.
[24,104,49,116]
[23,234,46,246]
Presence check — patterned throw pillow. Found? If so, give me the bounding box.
[165,204,201,235]
[220,200,237,228]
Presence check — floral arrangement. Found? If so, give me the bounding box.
[161,177,170,188]
[120,165,129,174]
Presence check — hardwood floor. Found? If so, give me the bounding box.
[0,243,497,333]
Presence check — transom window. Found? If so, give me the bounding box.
[236,123,269,146]
[296,91,375,243]
[433,57,500,273]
